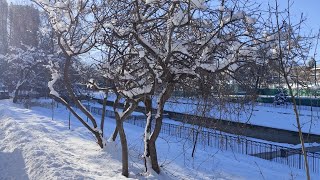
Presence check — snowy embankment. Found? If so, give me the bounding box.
[92,92,320,135]
[0,99,318,179]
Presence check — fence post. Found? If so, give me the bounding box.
[68,111,71,130]
[225,136,228,150]
[270,144,273,161]
[245,140,248,155]
[192,128,195,142]
[207,131,210,146]
[299,153,301,169]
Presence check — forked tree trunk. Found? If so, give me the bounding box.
[111,100,131,141]
[111,127,118,141]
[112,95,138,177]
[148,83,174,174]
[12,87,20,103]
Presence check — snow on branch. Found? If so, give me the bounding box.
[46,61,61,97]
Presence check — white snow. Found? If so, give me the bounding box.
[0,99,319,179]
[172,9,188,26]
[47,62,61,97]
[218,5,225,11]
[191,0,207,9]
[145,0,158,5]
[245,16,256,25]
[94,93,320,135]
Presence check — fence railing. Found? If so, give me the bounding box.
[88,105,320,174]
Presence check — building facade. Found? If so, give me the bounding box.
[0,0,8,54]
[9,4,40,48]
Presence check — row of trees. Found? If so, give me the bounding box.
[0,1,99,102]
[30,0,315,179]
[0,1,49,99]
[0,0,314,178]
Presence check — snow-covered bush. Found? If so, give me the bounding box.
[273,88,288,105]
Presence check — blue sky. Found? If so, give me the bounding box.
[262,0,320,60]
[287,0,320,33]
[8,0,319,60]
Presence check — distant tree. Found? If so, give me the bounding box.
[3,46,52,103]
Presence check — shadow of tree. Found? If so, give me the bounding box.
[0,149,29,180]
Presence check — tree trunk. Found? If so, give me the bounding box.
[191,130,199,158]
[13,81,23,103]
[148,140,159,173]
[111,126,118,141]
[116,117,129,177]
[273,1,310,178]
[50,95,104,148]
[112,96,137,177]
[148,83,174,173]
[100,92,108,137]
[12,88,19,103]
[143,96,152,172]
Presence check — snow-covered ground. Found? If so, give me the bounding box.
[164,99,320,135]
[1,99,319,179]
[92,92,320,135]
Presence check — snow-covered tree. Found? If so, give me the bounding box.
[99,0,269,173]
[1,45,53,103]
[33,0,107,149]
[33,0,310,177]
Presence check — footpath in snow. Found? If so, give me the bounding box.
[0,99,318,179]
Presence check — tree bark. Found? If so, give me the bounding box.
[111,126,118,141]
[115,115,129,177]
[50,95,104,148]
[274,1,310,178]
[112,95,138,177]
[100,92,108,137]
[143,96,152,172]
[148,83,174,173]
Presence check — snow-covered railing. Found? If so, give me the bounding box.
[84,104,320,174]
[126,118,320,174]
[29,102,320,174]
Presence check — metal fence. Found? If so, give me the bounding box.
[85,105,320,174]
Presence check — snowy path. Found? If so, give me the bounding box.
[0,100,130,180]
[0,99,319,179]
